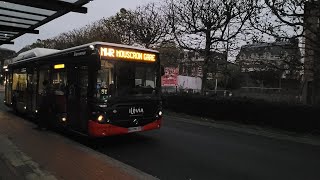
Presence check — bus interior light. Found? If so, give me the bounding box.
[54,64,65,69]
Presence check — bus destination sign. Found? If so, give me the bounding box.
[100,47,156,62]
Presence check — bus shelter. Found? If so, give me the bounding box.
[0,0,91,45]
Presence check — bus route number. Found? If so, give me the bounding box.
[100,88,108,95]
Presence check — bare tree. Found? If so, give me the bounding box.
[20,4,169,52]
[130,3,170,48]
[106,8,135,45]
[167,0,255,93]
[156,40,183,66]
[250,0,320,104]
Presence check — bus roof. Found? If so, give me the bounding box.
[92,42,159,53]
[13,48,61,62]
[9,42,159,66]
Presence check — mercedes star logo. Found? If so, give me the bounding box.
[133,119,139,125]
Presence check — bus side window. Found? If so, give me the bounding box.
[79,66,88,98]
[12,69,27,103]
[52,70,67,95]
[38,67,50,95]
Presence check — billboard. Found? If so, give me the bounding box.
[178,75,202,90]
[161,67,179,86]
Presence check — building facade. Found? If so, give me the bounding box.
[162,50,239,92]
[236,39,302,90]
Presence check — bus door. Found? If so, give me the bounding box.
[31,68,38,113]
[67,65,89,133]
[26,68,35,113]
[51,67,67,121]
[12,68,27,113]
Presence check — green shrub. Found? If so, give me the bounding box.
[163,95,320,133]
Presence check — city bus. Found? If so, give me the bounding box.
[3,42,163,137]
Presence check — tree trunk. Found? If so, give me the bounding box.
[311,32,320,105]
[201,31,211,95]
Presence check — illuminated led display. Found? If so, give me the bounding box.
[100,47,156,62]
[54,64,65,69]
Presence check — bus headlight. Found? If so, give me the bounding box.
[97,115,103,121]
[156,110,163,119]
[97,114,110,123]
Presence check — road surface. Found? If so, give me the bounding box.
[1,92,319,180]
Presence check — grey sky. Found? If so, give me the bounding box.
[1,0,157,52]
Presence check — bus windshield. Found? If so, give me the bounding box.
[96,60,159,101]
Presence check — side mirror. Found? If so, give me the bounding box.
[161,65,165,76]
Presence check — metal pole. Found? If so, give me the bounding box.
[215,78,218,94]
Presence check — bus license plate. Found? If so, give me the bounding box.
[128,127,142,133]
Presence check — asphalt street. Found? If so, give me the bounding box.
[1,92,320,180]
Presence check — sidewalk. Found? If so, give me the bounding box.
[0,134,56,180]
[0,110,157,180]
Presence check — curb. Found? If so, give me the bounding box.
[0,135,57,180]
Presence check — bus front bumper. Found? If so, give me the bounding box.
[88,118,162,137]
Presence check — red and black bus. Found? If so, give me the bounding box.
[3,42,163,137]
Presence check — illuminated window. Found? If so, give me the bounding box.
[12,69,27,91]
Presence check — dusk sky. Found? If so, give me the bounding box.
[1,0,157,52]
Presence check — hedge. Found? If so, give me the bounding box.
[162,95,320,133]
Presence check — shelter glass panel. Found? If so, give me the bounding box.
[0,16,38,25]
[0,20,30,28]
[0,9,46,21]
[0,1,55,16]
